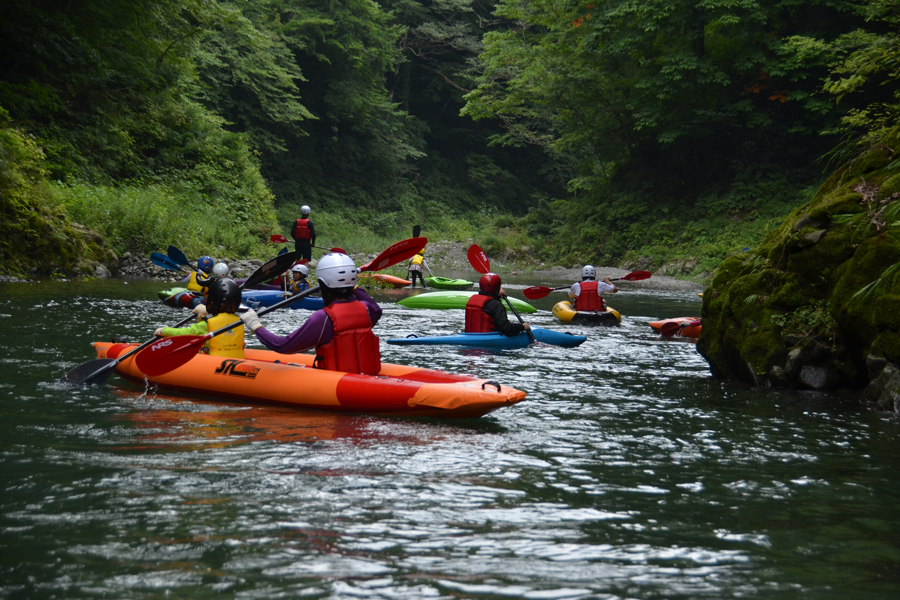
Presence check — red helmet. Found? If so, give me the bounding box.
[479,273,501,295]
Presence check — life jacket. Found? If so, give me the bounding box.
[186,270,208,292]
[411,254,424,266]
[203,313,245,358]
[315,301,381,375]
[465,294,497,333]
[575,280,602,311]
[293,218,311,240]
[290,279,309,294]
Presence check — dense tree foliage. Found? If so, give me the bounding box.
[3,0,900,276]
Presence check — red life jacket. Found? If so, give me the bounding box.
[465,294,497,333]
[576,281,602,311]
[293,218,311,240]
[315,300,381,375]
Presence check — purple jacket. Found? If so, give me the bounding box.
[253,288,382,354]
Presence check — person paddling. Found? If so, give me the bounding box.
[465,273,531,336]
[288,263,310,295]
[407,250,433,288]
[239,252,383,375]
[154,278,245,358]
[181,255,215,292]
[569,265,617,311]
[291,205,316,261]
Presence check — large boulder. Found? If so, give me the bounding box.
[697,129,900,409]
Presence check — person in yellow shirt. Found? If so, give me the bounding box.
[154,278,245,358]
[182,255,215,292]
[407,250,433,288]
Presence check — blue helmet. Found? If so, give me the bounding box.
[198,256,214,273]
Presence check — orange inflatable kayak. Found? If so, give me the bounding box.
[358,273,411,288]
[649,317,702,339]
[92,342,525,418]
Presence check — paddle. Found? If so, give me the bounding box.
[136,237,428,377]
[167,245,192,268]
[270,234,289,244]
[522,271,652,300]
[60,252,299,386]
[413,224,421,238]
[660,319,701,338]
[467,243,536,344]
[151,252,186,273]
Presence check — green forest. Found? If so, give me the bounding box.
[2,0,899,278]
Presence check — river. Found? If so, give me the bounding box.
[1,275,899,599]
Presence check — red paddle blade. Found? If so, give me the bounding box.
[135,335,207,376]
[659,322,682,337]
[523,286,554,300]
[270,234,289,243]
[331,247,347,254]
[619,270,651,282]
[360,237,428,272]
[467,244,490,274]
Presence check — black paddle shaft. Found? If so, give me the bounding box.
[503,296,536,343]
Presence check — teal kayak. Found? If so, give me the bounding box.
[397,291,537,313]
[424,276,474,290]
[387,327,586,349]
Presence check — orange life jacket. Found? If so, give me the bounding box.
[293,218,311,240]
[315,301,381,375]
[464,294,497,333]
[576,281,602,311]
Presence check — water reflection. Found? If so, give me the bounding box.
[2,278,900,598]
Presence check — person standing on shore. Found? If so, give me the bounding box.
[291,205,316,261]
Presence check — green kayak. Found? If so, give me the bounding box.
[424,276,474,290]
[398,291,537,313]
[158,286,188,300]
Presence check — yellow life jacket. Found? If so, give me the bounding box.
[411,254,424,266]
[186,271,205,292]
[203,313,245,358]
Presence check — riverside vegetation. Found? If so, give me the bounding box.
[2,0,900,406]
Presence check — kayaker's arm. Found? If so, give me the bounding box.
[354,287,383,325]
[485,297,525,337]
[156,320,209,337]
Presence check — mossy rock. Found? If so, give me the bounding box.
[698,127,900,407]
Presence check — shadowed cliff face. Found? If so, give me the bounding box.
[697,129,900,411]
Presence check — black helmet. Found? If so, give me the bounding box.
[206,278,241,314]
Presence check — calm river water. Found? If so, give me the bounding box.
[2,275,899,599]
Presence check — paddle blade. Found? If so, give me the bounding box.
[277,247,288,256]
[413,224,421,238]
[331,247,347,254]
[270,234,289,244]
[659,322,682,337]
[616,270,652,282]
[135,335,207,376]
[242,251,297,289]
[523,286,554,300]
[360,237,428,272]
[167,245,191,267]
[151,252,183,272]
[61,358,117,385]
[467,244,490,274]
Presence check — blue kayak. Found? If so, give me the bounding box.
[386,327,586,349]
[241,290,325,311]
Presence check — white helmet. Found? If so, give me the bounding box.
[292,264,309,276]
[316,253,357,288]
[212,262,230,278]
[581,265,596,281]
[300,205,311,216]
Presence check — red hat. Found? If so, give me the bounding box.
[479,273,501,295]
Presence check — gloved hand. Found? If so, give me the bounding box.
[192,304,208,317]
[240,309,263,332]
[154,328,165,337]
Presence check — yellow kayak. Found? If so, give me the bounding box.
[552,301,621,326]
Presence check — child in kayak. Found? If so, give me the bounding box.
[154,278,245,358]
[569,265,617,311]
[289,263,310,295]
[181,255,215,292]
[465,273,531,336]
[239,252,383,375]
